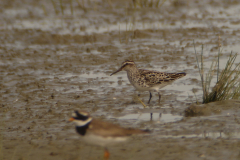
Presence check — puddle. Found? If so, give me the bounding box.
[202,131,240,139]
[79,72,108,79]
[5,17,234,35]
[116,113,182,123]
[158,131,240,139]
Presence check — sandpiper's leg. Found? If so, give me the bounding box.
[104,148,110,160]
[148,92,153,120]
[148,91,152,104]
[158,92,161,103]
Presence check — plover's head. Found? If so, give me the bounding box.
[110,60,136,76]
[69,110,92,127]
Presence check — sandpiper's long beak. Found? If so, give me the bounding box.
[110,66,123,76]
[69,117,75,122]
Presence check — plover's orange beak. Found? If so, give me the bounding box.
[69,117,75,122]
[110,66,123,76]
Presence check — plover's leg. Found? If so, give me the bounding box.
[158,92,161,103]
[148,91,152,104]
[104,148,110,160]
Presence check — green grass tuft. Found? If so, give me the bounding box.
[193,40,240,104]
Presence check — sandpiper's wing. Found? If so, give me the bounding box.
[89,119,149,137]
[139,69,186,86]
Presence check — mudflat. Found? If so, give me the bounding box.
[1,0,240,159]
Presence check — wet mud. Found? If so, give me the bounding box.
[1,0,240,159]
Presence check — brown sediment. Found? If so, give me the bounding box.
[1,0,240,159]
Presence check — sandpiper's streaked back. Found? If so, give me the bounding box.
[69,110,149,159]
[110,60,186,104]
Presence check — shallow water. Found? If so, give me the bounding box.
[157,131,240,139]
[117,113,183,122]
[1,0,240,160]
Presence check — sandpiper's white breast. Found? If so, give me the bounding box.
[133,83,167,91]
[131,82,153,91]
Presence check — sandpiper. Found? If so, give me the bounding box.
[110,60,186,104]
[69,110,149,159]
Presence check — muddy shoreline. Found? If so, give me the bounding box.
[1,0,240,159]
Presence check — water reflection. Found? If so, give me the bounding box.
[117,113,183,123]
[158,131,240,139]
